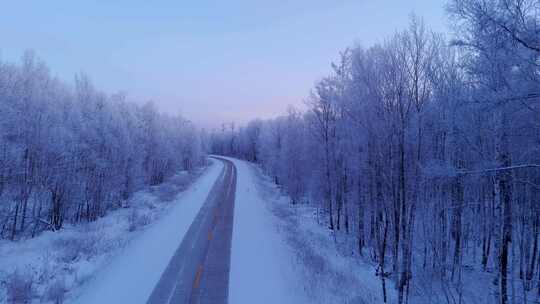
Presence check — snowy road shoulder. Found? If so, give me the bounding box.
[226,157,305,304]
[69,159,224,304]
[228,157,394,304]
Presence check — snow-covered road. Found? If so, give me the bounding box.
[71,157,301,304]
[70,159,224,304]
[147,157,237,304]
[227,157,302,304]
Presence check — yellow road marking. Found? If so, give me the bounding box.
[193,265,203,289]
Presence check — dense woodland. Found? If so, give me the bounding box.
[0,51,207,240]
[212,0,540,303]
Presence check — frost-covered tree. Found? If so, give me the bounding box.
[212,5,540,302]
[0,52,206,240]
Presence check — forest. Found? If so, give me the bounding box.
[0,51,207,240]
[211,0,540,303]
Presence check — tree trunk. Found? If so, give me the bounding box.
[497,112,512,304]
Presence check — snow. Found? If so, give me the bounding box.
[0,159,223,304]
[228,157,396,304]
[225,157,306,304]
[0,204,134,303]
[3,156,398,304]
[226,157,526,303]
[70,159,223,304]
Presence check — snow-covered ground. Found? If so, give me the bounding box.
[0,159,223,304]
[70,159,223,304]
[3,156,398,304]
[226,157,306,304]
[231,158,528,304]
[234,158,396,304]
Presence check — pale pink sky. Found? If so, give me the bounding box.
[0,0,448,128]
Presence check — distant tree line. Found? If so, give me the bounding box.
[211,1,540,303]
[0,51,207,240]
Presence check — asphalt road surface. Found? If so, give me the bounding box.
[147,157,237,304]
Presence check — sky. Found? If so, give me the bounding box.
[0,1,448,128]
